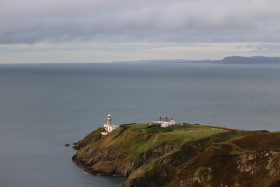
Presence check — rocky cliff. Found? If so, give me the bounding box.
[72,123,280,187]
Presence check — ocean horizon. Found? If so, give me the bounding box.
[1,62,280,186]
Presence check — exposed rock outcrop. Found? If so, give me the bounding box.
[72,128,103,150]
[170,134,280,187]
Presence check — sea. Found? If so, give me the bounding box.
[0,62,280,187]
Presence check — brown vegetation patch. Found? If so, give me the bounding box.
[233,133,280,150]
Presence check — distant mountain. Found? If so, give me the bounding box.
[113,56,280,64]
[113,59,189,63]
[216,56,280,64]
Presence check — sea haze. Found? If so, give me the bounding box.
[0,62,280,186]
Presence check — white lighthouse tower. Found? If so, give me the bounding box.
[101,114,117,135]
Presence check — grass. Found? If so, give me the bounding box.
[78,123,230,160]
[77,123,271,161]
[118,123,228,156]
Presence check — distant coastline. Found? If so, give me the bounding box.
[113,56,280,64]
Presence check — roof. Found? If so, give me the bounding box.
[158,117,174,122]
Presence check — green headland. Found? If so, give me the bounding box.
[72,123,280,187]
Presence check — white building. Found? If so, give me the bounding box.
[149,117,176,127]
[101,114,118,135]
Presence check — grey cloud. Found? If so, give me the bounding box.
[1,0,280,43]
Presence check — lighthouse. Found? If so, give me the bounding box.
[101,114,117,135]
[107,114,112,126]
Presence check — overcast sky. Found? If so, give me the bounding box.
[1,0,280,63]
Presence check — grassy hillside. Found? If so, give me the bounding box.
[73,123,229,162]
[72,123,280,187]
[119,123,228,156]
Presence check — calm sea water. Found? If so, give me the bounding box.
[0,62,280,187]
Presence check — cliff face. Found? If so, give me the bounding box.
[72,123,280,187]
[72,128,103,150]
[170,133,280,187]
